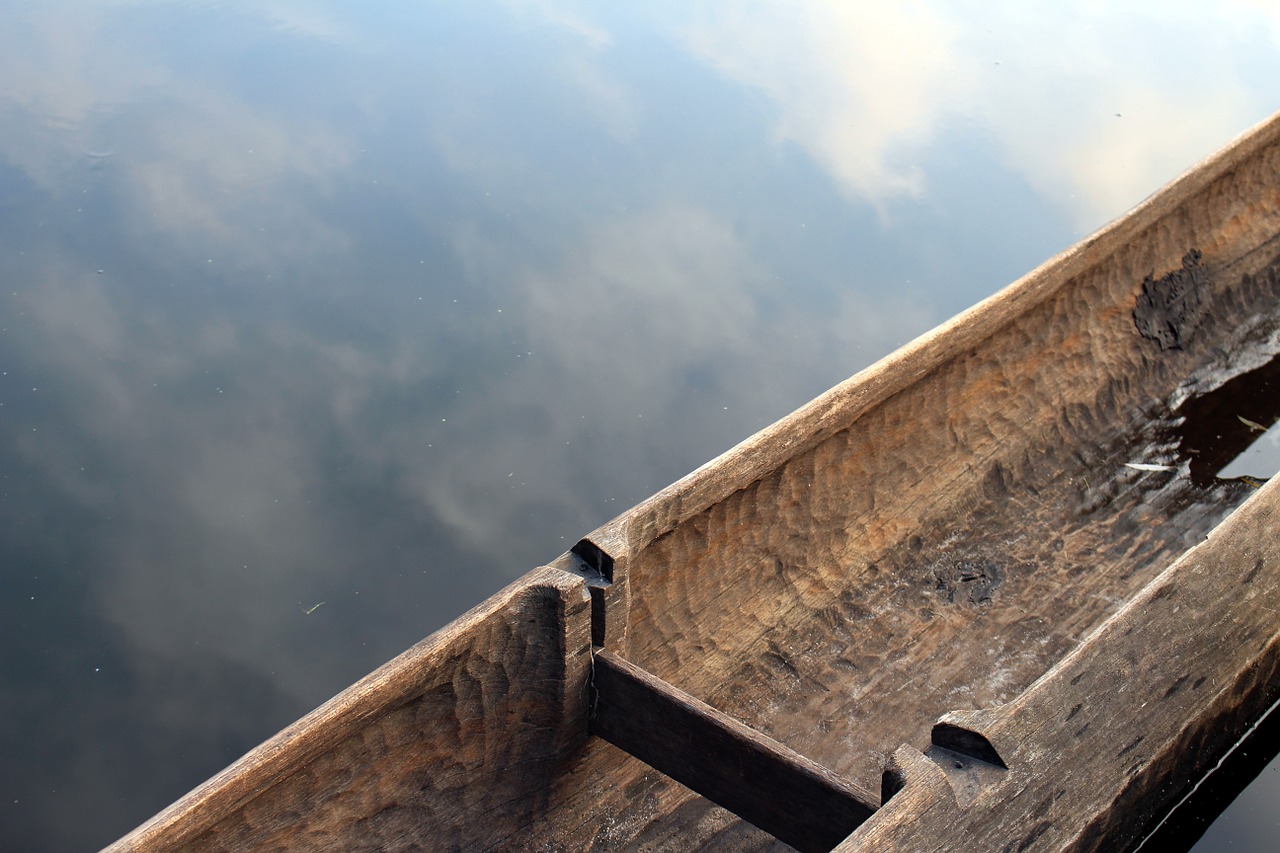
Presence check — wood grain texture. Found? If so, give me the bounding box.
[590,649,876,852]
[108,111,1280,852]
[844,475,1280,851]
[592,109,1280,564]
[101,568,592,852]
[529,112,1280,848]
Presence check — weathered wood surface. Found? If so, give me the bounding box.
[851,475,1280,851]
[102,569,592,852]
[589,649,876,852]
[526,109,1280,849]
[104,110,1280,852]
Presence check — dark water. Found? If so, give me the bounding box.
[1,3,1278,850]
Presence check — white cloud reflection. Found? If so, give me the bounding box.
[680,1,968,206]
[15,272,372,704]
[395,204,932,564]
[503,0,614,50]
[965,0,1278,230]
[6,0,1274,708]
[3,4,1279,847]
[0,2,356,265]
[655,0,1280,228]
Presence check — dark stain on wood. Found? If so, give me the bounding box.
[1117,736,1145,758]
[1134,249,1208,350]
[103,113,1280,853]
[1163,675,1190,700]
[934,559,1004,605]
[1008,819,1054,853]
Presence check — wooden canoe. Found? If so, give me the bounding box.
[104,111,1280,852]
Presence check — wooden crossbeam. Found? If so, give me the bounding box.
[589,649,878,853]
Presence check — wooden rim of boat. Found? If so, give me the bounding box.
[105,111,1280,852]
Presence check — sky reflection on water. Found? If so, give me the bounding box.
[2,2,1279,849]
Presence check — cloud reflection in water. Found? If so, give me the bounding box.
[1,1,1279,850]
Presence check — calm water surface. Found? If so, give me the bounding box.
[2,2,1278,850]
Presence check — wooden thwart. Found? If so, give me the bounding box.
[102,110,1280,852]
[589,649,878,853]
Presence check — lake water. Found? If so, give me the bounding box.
[2,2,1278,850]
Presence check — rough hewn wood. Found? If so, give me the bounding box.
[591,108,1280,566]
[1131,681,1280,848]
[107,110,1280,852]
[845,476,1280,851]
[590,649,876,852]
[526,110,1280,849]
[102,568,592,852]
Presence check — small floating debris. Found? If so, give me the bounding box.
[1124,462,1175,472]
[302,601,326,615]
[1237,415,1268,433]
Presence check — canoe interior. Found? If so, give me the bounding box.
[105,116,1280,852]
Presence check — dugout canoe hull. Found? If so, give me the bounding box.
[105,111,1280,852]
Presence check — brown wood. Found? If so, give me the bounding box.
[104,110,1280,852]
[589,649,877,852]
[102,568,593,852]
[852,476,1280,851]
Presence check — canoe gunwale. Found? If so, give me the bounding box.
[102,568,595,852]
[102,110,1280,852]
[849,474,1280,850]
[578,108,1280,582]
